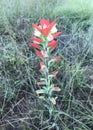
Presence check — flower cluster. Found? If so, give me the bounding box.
[29,18,61,105]
[29,18,61,56]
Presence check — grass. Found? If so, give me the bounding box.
[54,0,93,17]
[0,0,93,130]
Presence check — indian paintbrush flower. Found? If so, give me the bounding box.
[29,18,61,118]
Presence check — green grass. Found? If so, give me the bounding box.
[0,0,93,130]
[53,0,93,17]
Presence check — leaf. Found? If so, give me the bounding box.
[50,97,57,105]
[39,96,45,99]
[36,89,47,94]
[48,59,54,66]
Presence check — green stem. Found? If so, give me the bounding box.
[42,40,53,118]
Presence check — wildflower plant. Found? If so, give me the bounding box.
[29,18,61,119]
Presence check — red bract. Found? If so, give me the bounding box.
[40,18,50,27]
[53,56,61,63]
[53,32,62,38]
[29,43,40,49]
[48,40,58,49]
[42,21,56,36]
[41,50,49,59]
[39,62,46,72]
[32,23,41,32]
[36,50,43,58]
[40,62,45,67]
[31,37,42,43]
[29,37,42,49]
[37,82,45,85]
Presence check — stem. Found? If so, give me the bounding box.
[42,40,53,118]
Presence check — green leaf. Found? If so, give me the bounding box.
[50,97,57,105]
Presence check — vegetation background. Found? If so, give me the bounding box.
[0,0,93,129]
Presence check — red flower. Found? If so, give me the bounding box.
[41,50,49,59]
[36,50,49,59]
[29,42,40,49]
[31,37,42,43]
[32,23,41,32]
[36,50,43,58]
[37,82,45,85]
[42,20,56,36]
[53,32,62,38]
[40,62,45,67]
[48,40,58,49]
[40,18,50,27]
[29,37,43,49]
[39,62,46,72]
[32,18,56,37]
[53,56,61,63]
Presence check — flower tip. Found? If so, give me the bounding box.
[37,82,44,85]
